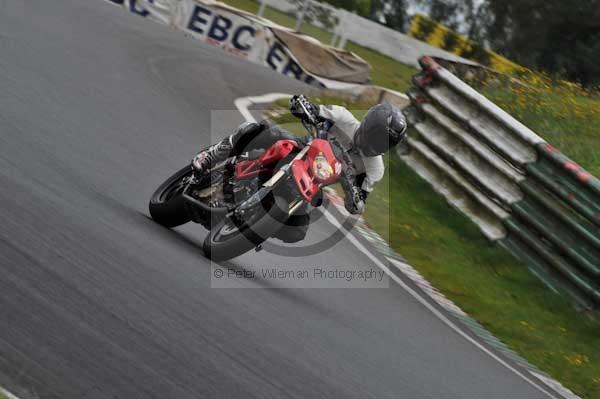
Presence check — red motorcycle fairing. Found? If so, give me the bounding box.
[235,139,300,180]
[291,138,342,201]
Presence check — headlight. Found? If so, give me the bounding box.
[313,152,333,180]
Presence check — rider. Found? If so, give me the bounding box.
[192,95,407,242]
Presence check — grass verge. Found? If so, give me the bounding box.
[238,1,600,395]
[221,0,417,92]
[268,96,600,399]
[481,83,600,175]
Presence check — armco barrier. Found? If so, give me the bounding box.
[402,56,600,310]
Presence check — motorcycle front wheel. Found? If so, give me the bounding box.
[149,165,193,228]
[203,195,290,261]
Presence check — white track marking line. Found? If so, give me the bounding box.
[234,93,559,399]
[233,93,293,124]
[1,387,21,399]
[322,211,558,399]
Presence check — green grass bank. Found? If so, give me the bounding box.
[227,1,600,395]
[482,83,600,176]
[269,93,600,398]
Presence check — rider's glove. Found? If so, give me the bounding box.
[289,95,320,123]
[344,186,365,215]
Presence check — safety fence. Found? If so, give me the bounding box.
[105,0,371,88]
[402,56,600,310]
[252,0,476,68]
[104,0,410,105]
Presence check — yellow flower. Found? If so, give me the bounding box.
[564,353,588,367]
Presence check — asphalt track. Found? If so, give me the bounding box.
[0,1,552,398]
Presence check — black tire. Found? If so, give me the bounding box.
[203,196,290,261]
[149,165,193,228]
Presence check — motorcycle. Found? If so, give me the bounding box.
[148,101,349,261]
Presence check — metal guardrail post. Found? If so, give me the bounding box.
[257,0,267,17]
[294,0,310,31]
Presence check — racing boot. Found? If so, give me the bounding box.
[191,136,234,174]
[191,122,266,175]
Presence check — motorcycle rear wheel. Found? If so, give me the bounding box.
[203,196,290,261]
[149,165,193,227]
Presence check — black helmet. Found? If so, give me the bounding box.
[354,103,407,156]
